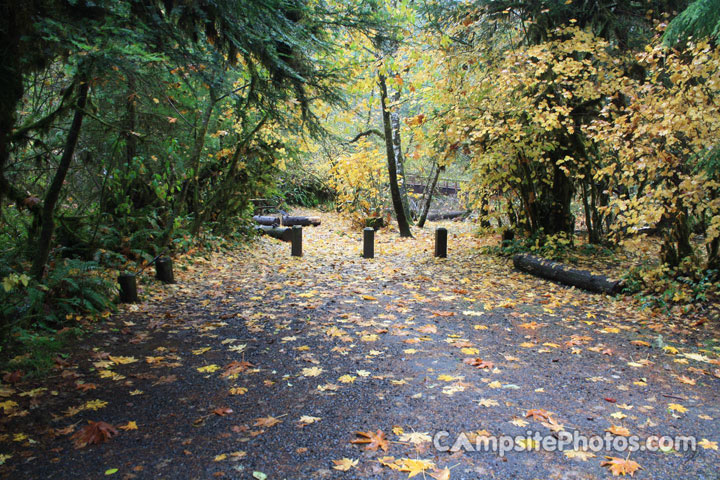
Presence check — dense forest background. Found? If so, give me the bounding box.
[1,0,719,362]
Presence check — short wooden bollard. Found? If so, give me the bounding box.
[118,273,138,303]
[291,225,303,257]
[155,256,175,284]
[363,227,374,259]
[435,227,448,258]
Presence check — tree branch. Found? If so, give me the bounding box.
[346,129,385,144]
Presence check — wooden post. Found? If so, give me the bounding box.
[363,227,375,259]
[155,257,175,284]
[435,227,448,258]
[118,273,138,303]
[291,225,303,257]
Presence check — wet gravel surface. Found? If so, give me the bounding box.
[2,214,720,479]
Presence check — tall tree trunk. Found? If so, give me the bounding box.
[378,72,412,238]
[417,164,443,228]
[390,102,412,222]
[30,76,90,279]
[0,26,24,216]
[538,163,575,236]
[581,179,599,243]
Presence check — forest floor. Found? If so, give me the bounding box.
[2,210,720,479]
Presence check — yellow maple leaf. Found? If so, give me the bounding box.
[108,356,137,365]
[699,438,718,450]
[564,449,595,461]
[332,457,358,471]
[668,403,688,413]
[119,421,138,431]
[197,364,219,373]
[338,374,356,384]
[398,458,436,478]
[83,399,108,411]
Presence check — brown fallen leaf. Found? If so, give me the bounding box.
[71,421,118,448]
[75,382,97,392]
[525,409,552,421]
[3,370,23,384]
[222,360,254,377]
[463,358,494,369]
[601,456,642,476]
[254,416,281,428]
[351,429,389,452]
[417,324,438,334]
[56,423,78,436]
[606,425,631,436]
[429,467,451,480]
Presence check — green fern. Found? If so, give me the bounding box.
[664,0,720,45]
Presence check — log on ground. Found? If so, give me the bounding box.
[253,215,280,226]
[252,215,320,227]
[512,254,623,295]
[255,225,293,242]
[426,211,467,221]
[280,216,321,226]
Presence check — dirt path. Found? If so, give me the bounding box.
[3,211,720,479]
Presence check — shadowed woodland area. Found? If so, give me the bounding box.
[1,0,720,478]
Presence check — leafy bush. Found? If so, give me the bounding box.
[4,328,80,377]
[486,231,576,261]
[276,169,335,208]
[623,261,719,311]
[0,259,115,333]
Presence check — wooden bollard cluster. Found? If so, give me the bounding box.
[361,226,447,259]
[118,256,175,303]
[119,228,449,303]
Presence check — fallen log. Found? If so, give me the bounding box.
[280,216,321,227]
[255,225,292,242]
[512,254,623,295]
[252,215,321,227]
[426,211,467,221]
[253,215,280,226]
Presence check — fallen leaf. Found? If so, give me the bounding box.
[118,421,138,431]
[351,430,389,452]
[332,457,358,471]
[254,416,281,428]
[71,421,118,449]
[564,449,596,461]
[601,456,642,476]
